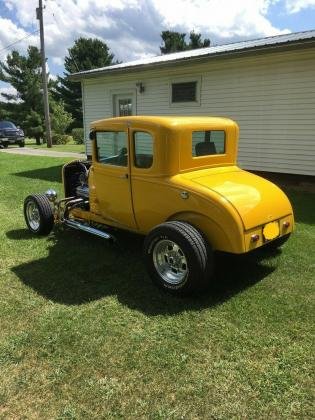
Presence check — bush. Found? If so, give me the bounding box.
[51,101,73,135]
[52,134,73,145]
[72,128,84,144]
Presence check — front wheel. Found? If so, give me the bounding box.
[24,194,54,235]
[19,141,25,147]
[144,221,213,295]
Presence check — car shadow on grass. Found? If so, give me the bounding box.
[7,228,277,315]
[12,165,64,183]
[285,189,315,226]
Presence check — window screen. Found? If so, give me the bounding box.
[192,131,225,157]
[96,131,128,166]
[172,81,197,102]
[134,132,154,168]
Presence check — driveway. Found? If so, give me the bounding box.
[0,147,86,159]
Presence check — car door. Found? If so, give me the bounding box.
[91,123,137,229]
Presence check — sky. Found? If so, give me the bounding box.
[0,0,315,98]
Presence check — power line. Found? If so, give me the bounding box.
[0,29,39,54]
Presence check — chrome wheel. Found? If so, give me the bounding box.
[153,239,188,285]
[26,201,40,231]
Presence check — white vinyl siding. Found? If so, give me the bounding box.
[82,48,315,176]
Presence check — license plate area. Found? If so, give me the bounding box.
[263,221,280,241]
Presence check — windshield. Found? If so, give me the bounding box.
[0,121,17,129]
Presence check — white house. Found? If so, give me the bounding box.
[71,30,315,176]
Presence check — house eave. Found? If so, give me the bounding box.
[69,35,315,81]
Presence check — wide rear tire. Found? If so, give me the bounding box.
[24,194,54,235]
[144,221,213,295]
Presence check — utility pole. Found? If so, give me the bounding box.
[36,0,52,148]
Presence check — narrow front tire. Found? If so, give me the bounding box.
[24,194,54,235]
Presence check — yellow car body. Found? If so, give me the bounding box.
[70,116,294,254]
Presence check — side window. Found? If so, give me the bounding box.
[96,131,128,166]
[134,132,154,169]
[172,81,197,103]
[192,131,225,157]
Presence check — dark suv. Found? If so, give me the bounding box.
[0,121,25,148]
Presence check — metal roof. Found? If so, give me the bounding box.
[71,30,315,79]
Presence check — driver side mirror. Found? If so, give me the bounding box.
[89,130,96,140]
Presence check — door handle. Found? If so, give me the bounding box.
[119,173,128,179]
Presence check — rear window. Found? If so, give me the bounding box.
[192,130,225,157]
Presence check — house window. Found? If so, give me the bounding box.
[118,98,132,116]
[134,132,154,168]
[192,131,226,157]
[172,81,197,103]
[96,131,128,166]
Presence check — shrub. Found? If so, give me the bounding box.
[72,128,84,144]
[51,101,73,134]
[52,134,73,145]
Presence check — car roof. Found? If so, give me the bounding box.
[91,116,237,130]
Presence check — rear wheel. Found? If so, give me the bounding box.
[144,221,213,295]
[24,194,54,235]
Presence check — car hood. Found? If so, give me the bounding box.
[191,169,293,230]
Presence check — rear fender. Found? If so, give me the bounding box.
[167,211,245,253]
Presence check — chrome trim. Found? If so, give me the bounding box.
[64,219,113,241]
[45,189,58,202]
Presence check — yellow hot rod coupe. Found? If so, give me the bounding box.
[24,116,294,294]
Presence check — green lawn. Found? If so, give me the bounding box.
[0,152,314,419]
[24,138,85,154]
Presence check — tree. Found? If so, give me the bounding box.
[160,31,187,54]
[50,100,73,134]
[0,46,55,144]
[160,30,210,54]
[187,31,210,49]
[55,38,116,129]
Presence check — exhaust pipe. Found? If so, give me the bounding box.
[64,219,114,241]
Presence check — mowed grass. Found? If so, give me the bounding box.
[23,138,85,154]
[0,152,314,419]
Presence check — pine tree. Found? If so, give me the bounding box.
[160,30,211,54]
[160,31,187,54]
[0,46,55,144]
[55,38,116,129]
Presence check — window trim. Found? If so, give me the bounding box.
[110,89,137,117]
[169,76,201,107]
